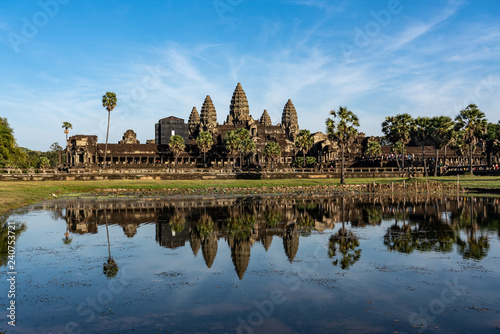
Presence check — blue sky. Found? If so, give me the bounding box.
[1,0,499,151]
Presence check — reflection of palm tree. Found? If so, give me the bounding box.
[102,210,118,277]
[169,214,186,236]
[328,223,361,269]
[328,197,361,270]
[456,199,489,260]
[62,227,73,245]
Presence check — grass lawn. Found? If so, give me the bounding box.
[1,175,499,215]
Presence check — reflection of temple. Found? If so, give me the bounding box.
[55,195,499,278]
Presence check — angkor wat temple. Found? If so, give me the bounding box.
[67,82,315,168]
[66,82,496,171]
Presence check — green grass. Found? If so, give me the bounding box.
[2,175,500,215]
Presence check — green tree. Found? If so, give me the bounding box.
[169,135,185,167]
[381,113,414,173]
[326,106,360,185]
[428,116,455,176]
[363,139,381,158]
[240,138,256,168]
[235,128,250,169]
[196,131,214,168]
[411,117,431,177]
[0,118,27,168]
[49,142,64,166]
[102,92,117,168]
[295,129,314,167]
[61,122,72,143]
[38,156,50,171]
[224,130,240,169]
[264,142,281,168]
[454,104,488,175]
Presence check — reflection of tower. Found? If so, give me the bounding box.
[202,233,218,268]
[261,233,273,251]
[228,236,251,280]
[122,223,138,237]
[189,228,201,256]
[283,225,300,263]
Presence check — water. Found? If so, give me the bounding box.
[1,195,500,333]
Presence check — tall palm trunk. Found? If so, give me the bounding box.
[105,210,111,260]
[434,149,439,177]
[469,143,474,175]
[103,110,110,169]
[341,145,345,185]
[422,145,428,177]
[303,150,306,168]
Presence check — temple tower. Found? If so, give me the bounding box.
[259,110,272,126]
[281,99,299,141]
[226,82,252,125]
[200,95,218,133]
[188,107,200,139]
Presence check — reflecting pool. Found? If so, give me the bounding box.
[2,195,500,333]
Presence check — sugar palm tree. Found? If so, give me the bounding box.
[224,130,240,169]
[382,113,414,173]
[326,106,359,185]
[295,129,314,167]
[236,128,250,169]
[429,116,455,176]
[411,117,431,177]
[454,104,488,175]
[264,142,281,168]
[364,139,381,158]
[61,122,72,143]
[169,135,185,167]
[196,131,214,167]
[240,138,256,168]
[102,92,117,168]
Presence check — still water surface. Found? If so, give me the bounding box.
[2,195,500,333]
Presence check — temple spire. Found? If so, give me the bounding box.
[226,82,252,125]
[281,99,299,141]
[188,106,200,139]
[259,109,272,126]
[200,95,217,133]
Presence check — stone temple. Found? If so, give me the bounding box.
[67,83,303,168]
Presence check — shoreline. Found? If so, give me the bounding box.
[2,176,499,216]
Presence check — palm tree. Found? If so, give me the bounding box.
[264,142,281,168]
[102,92,117,168]
[295,129,314,167]
[454,104,488,175]
[61,122,72,143]
[224,130,241,169]
[240,138,256,168]
[363,138,381,159]
[326,106,360,185]
[382,113,414,173]
[235,128,250,169]
[196,131,214,167]
[169,135,185,167]
[411,117,431,177]
[428,116,455,176]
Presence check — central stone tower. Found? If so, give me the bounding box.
[226,82,253,126]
